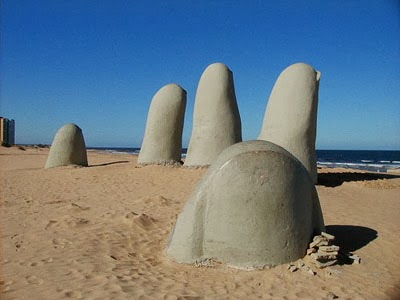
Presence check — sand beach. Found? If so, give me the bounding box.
[1,146,400,299]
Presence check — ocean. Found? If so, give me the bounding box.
[88,147,400,173]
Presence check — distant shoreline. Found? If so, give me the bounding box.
[5,144,400,173]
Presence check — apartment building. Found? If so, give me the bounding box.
[0,117,15,146]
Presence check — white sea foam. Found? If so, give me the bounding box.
[92,149,400,171]
[317,161,399,172]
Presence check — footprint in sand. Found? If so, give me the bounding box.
[45,215,90,230]
[45,220,58,230]
[26,275,44,285]
[144,195,174,206]
[52,237,72,248]
[123,212,156,230]
[26,258,53,266]
[64,290,82,298]
[0,280,13,292]
[70,203,90,212]
[27,260,45,267]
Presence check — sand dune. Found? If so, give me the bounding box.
[1,146,399,299]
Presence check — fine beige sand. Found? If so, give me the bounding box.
[1,146,399,299]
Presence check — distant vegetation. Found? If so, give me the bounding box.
[1,143,50,149]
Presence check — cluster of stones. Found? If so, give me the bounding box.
[288,232,361,275]
[287,260,316,275]
[305,232,340,268]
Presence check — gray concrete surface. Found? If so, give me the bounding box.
[138,84,187,166]
[258,63,321,183]
[45,123,88,169]
[184,63,242,167]
[168,140,325,269]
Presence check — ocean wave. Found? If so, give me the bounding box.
[89,148,140,155]
[317,161,400,172]
[90,148,400,172]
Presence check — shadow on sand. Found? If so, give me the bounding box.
[90,161,130,167]
[317,171,400,187]
[325,225,378,253]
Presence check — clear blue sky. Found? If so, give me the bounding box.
[1,0,399,149]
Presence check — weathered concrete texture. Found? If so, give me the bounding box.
[45,123,88,169]
[138,84,187,165]
[168,140,325,269]
[258,63,321,183]
[184,63,242,167]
